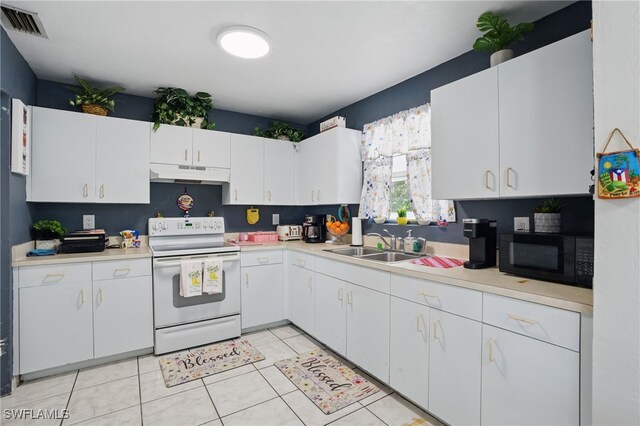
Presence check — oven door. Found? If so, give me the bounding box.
[152,252,240,328]
[499,233,575,283]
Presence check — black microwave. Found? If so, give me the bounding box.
[499,233,593,288]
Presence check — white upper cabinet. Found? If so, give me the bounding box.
[431,30,593,200]
[29,107,150,204]
[431,67,500,200]
[223,134,265,204]
[150,124,230,168]
[499,30,594,197]
[297,128,362,205]
[96,116,150,203]
[264,139,296,205]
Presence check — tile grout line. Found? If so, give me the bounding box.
[277,394,308,426]
[137,357,144,426]
[255,363,307,425]
[202,378,222,423]
[363,404,391,426]
[218,394,282,421]
[60,370,79,426]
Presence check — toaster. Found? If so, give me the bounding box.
[277,225,303,241]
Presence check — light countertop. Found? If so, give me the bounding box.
[12,243,152,267]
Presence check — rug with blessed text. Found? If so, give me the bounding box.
[159,338,265,387]
[275,350,380,414]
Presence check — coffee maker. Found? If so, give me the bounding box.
[463,218,497,269]
[303,214,326,243]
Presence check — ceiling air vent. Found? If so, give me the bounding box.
[1,5,48,38]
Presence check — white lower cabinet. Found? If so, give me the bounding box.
[390,296,430,408]
[315,273,347,356]
[287,264,316,335]
[20,281,94,373]
[481,324,580,426]
[346,283,390,383]
[241,263,284,329]
[93,276,153,358]
[429,309,481,426]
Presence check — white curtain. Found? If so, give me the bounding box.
[358,104,456,223]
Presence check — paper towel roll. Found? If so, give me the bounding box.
[351,217,363,246]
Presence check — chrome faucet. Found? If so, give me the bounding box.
[367,232,392,250]
[368,229,404,251]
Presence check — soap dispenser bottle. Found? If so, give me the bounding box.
[404,230,416,253]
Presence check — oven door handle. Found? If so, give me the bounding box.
[154,254,239,267]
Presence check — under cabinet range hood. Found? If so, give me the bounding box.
[149,163,230,184]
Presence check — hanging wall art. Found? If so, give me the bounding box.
[597,128,640,199]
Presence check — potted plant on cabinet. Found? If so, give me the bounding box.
[472,12,535,66]
[152,87,215,131]
[396,208,408,225]
[32,220,67,250]
[254,120,305,143]
[534,198,563,233]
[68,74,125,116]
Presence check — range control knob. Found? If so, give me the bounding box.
[161,222,168,230]
[152,223,158,230]
[202,222,208,229]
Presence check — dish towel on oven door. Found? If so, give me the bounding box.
[203,258,223,294]
[180,260,203,297]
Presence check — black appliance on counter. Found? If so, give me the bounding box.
[499,233,594,288]
[59,229,107,254]
[463,218,497,269]
[302,214,326,243]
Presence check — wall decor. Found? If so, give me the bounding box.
[597,128,640,199]
[11,98,30,175]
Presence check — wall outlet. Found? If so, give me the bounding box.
[83,215,95,230]
[272,214,280,226]
[514,217,530,232]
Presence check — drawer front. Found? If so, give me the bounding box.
[92,258,151,281]
[288,251,316,271]
[316,257,389,294]
[241,250,283,267]
[391,274,482,321]
[19,263,92,288]
[483,293,580,351]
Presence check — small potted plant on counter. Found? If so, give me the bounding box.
[534,198,563,233]
[472,12,534,66]
[396,208,408,225]
[68,74,125,116]
[254,120,305,143]
[32,219,67,250]
[152,87,215,131]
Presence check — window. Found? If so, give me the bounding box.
[389,155,415,221]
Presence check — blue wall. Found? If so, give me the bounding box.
[308,0,594,244]
[1,27,37,395]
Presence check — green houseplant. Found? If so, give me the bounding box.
[152,88,215,131]
[32,219,67,250]
[68,74,125,116]
[472,12,534,66]
[254,120,305,143]
[396,208,408,225]
[534,198,563,233]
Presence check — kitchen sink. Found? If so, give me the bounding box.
[324,247,382,256]
[359,252,421,262]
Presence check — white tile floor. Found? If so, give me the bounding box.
[1,325,443,426]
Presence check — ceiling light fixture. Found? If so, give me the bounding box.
[217,26,271,59]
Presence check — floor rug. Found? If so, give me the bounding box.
[410,256,464,268]
[275,350,380,414]
[159,338,265,387]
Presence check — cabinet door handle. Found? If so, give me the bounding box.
[235,189,238,201]
[307,277,313,291]
[268,190,272,202]
[198,150,201,163]
[506,167,515,188]
[484,170,491,189]
[416,314,424,333]
[115,267,131,274]
[508,314,539,325]
[433,320,441,341]
[347,291,353,306]
[45,273,65,278]
[298,259,306,267]
[338,288,343,301]
[100,185,105,199]
[83,184,88,198]
[245,272,249,286]
[488,338,495,362]
[79,289,85,305]
[98,288,104,303]
[257,257,269,264]
[419,291,437,299]
[311,190,315,202]
[316,189,320,201]
[185,149,188,162]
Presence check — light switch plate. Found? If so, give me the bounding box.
[83,214,95,230]
[514,217,530,232]
[272,214,280,225]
